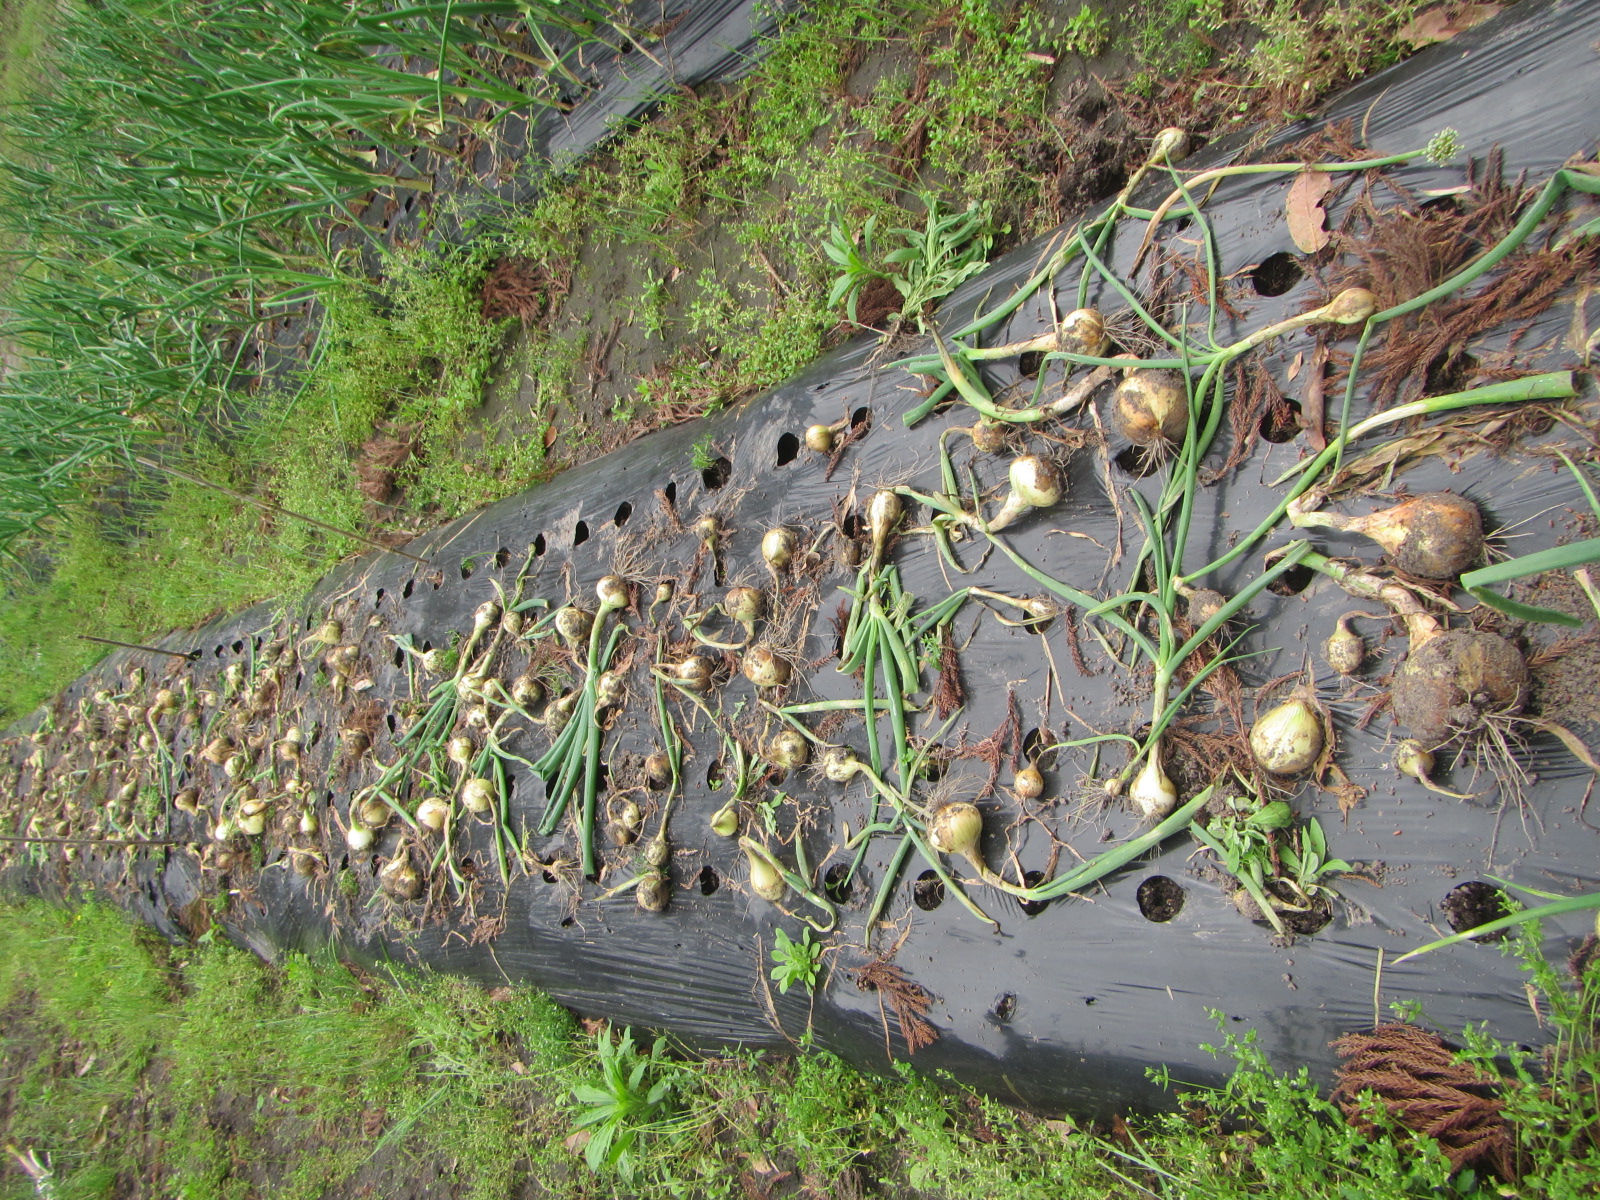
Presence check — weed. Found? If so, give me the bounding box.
[690,434,721,473]
[770,926,824,995]
[570,1027,687,1183]
[1061,4,1111,57]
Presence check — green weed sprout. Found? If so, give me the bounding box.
[770,926,824,995]
[570,1027,688,1184]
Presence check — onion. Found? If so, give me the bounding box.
[739,837,788,902]
[460,776,495,814]
[695,515,723,545]
[927,801,984,861]
[223,751,250,780]
[762,528,797,572]
[1129,748,1177,820]
[298,807,320,836]
[277,727,304,762]
[358,795,391,829]
[710,802,739,838]
[555,605,594,646]
[1394,738,1475,798]
[1293,492,1483,581]
[987,455,1064,531]
[173,787,200,815]
[1013,764,1044,801]
[742,645,791,688]
[1059,307,1111,357]
[1182,587,1227,629]
[1151,126,1190,162]
[200,735,235,766]
[595,669,628,710]
[325,645,360,677]
[653,580,675,607]
[346,820,374,852]
[766,729,809,771]
[500,609,524,638]
[1325,612,1378,676]
[212,817,236,843]
[667,656,715,693]
[379,852,423,901]
[805,424,834,454]
[821,746,861,784]
[867,489,903,572]
[1390,629,1529,747]
[237,807,267,837]
[595,575,629,612]
[309,619,342,645]
[637,870,670,912]
[416,797,450,833]
[544,692,579,731]
[1249,697,1324,775]
[1111,368,1188,447]
[970,419,1008,455]
[643,752,673,790]
[472,600,502,634]
[1323,287,1379,325]
[644,833,670,869]
[421,647,457,675]
[152,688,179,714]
[510,674,545,708]
[724,586,765,626]
[340,727,370,756]
[606,797,642,847]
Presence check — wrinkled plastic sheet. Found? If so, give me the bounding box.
[15,0,1600,1118]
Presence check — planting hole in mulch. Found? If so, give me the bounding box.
[1442,881,1512,940]
[913,870,944,911]
[1136,876,1185,923]
[1250,251,1303,297]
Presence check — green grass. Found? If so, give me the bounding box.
[1,897,1596,1199]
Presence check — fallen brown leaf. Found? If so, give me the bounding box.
[1398,3,1501,46]
[1286,170,1333,254]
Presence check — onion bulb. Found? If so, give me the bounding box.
[500,608,524,638]
[379,852,422,901]
[298,807,320,836]
[212,817,236,843]
[644,833,670,869]
[643,752,673,790]
[742,645,791,688]
[346,820,374,852]
[1111,368,1188,447]
[1013,764,1045,801]
[358,795,391,829]
[595,669,627,710]
[555,605,594,646]
[173,787,200,816]
[1249,697,1324,776]
[927,801,984,861]
[460,777,495,814]
[666,655,715,693]
[820,746,861,784]
[471,600,502,634]
[762,527,797,572]
[421,646,457,676]
[867,489,903,572]
[510,674,545,708]
[606,797,642,847]
[739,837,788,902]
[543,692,579,731]
[766,729,810,771]
[1292,492,1482,581]
[724,586,765,626]
[987,455,1064,531]
[1325,612,1378,676]
[308,619,342,646]
[200,735,235,766]
[1394,738,1475,798]
[595,575,629,613]
[805,424,834,454]
[1390,629,1528,747]
[277,727,304,762]
[416,797,451,833]
[970,419,1008,455]
[637,870,670,912]
[237,807,267,837]
[1129,748,1177,820]
[710,801,739,838]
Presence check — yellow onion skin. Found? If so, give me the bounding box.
[805,424,834,454]
[988,456,1064,531]
[1364,493,1483,581]
[1013,766,1044,801]
[740,838,787,902]
[1129,752,1177,820]
[637,871,670,912]
[927,802,983,859]
[1249,698,1324,776]
[1112,369,1188,447]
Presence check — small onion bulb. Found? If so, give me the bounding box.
[1129,749,1178,820]
[766,729,810,771]
[742,645,791,688]
[805,424,834,453]
[762,527,797,572]
[987,455,1063,531]
[416,797,451,833]
[460,777,495,814]
[739,837,788,902]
